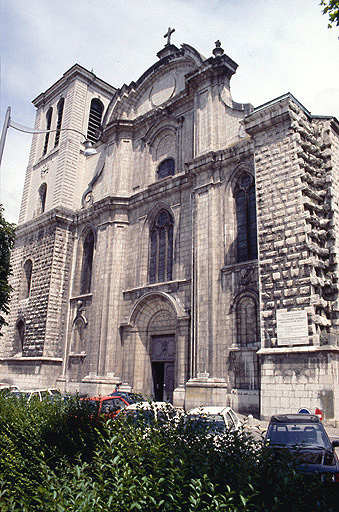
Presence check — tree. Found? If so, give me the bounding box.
[0,204,16,333]
[320,0,339,28]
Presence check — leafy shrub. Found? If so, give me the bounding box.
[0,392,102,504]
[0,398,338,511]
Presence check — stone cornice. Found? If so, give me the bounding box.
[243,92,339,137]
[185,52,238,92]
[258,345,339,355]
[128,172,191,207]
[243,96,295,135]
[221,259,258,273]
[102,91,191,142]
[33,64,116,108]
[0,357,63,363]
[185,138,253,174]
[16,207,75,236]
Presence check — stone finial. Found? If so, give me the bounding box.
[213,40,224,57]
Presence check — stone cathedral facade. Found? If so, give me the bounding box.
[1,36,339,421]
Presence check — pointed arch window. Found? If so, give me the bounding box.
[54,98,64,147]
[157,158,175,180]
[236,296,258,346]
[149,210,173,283]
[38,183,47,215]
[80,230,94,294]
[87,98,104,143]
[235,174,257,262]
[21,259,33,299]
[43,107,53,155]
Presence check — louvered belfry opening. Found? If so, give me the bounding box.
[87,98,104,143]
[54,98,64,147]
[43,107,53,155]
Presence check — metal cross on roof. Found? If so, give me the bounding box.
[164,27,175,45]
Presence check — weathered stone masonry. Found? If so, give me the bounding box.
[1,39,339,421]
[244,96,339,419]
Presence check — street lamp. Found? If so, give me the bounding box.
[0,106,97,167]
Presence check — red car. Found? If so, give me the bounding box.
[82,394,131,418]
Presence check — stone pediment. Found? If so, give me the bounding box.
[103,44,204,124]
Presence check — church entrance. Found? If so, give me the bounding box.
[151,335,175,402]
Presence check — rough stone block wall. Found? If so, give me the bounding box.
[245,101,333,348]
[244,99,339,421]
[1,213,74,360]
[44,221,74,357]
[6,224,59,356]
[248,102,338,348]
[321,121,339,338]
[254,119,308,345]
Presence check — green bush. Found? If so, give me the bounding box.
[0,397,338,511]
[0,392,102,505]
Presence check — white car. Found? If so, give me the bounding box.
[186,406,242,433]
[23,388,61,402]
[119,401,179,424]
[0,383,19,391]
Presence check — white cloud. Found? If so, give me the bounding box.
[1,0,338,223]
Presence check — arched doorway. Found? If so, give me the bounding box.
[126,292,186,403]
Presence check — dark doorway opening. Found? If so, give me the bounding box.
[152,362,164,401]
[151,335,175,403]
[152,361,175,402]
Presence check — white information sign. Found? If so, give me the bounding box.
[276,309,309,346]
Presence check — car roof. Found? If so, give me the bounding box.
[21,388,59,392]
[125,401,173,410]
[86,395,128,401]
[187,406,233,415]
[269,414,321,424]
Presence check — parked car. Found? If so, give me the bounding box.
[186,406,242,434]
[26,389,61,402]
[7,388,61,401]
[82,394,132,418]
[0,383,19,392]
[265,414,339,481]
[117,401,178,424]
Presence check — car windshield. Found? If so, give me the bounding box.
[100,399,123,414]
[84,400,100,414]
[49,389,61,396]
[110,392,142,404]
[11,391,30,399]
[187,414,226,433]
[123,407,174,425]
[124,409,156,425]
[266,422,331,449]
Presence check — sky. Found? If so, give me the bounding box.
[0,0,338,224]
